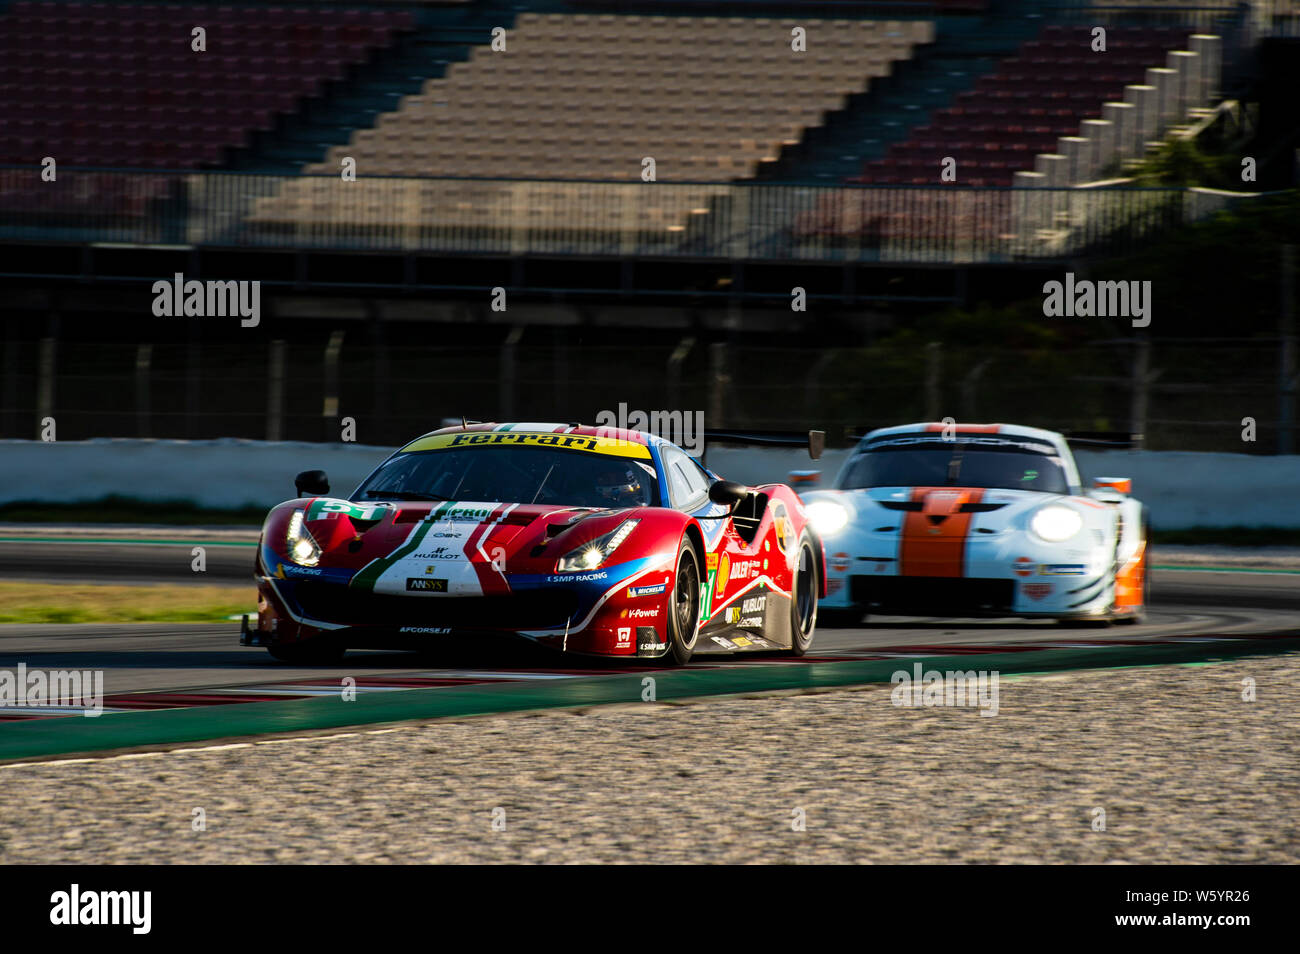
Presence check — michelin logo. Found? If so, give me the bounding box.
[627,582,666,597]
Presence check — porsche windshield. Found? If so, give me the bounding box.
[354,446,660,509]
[839,438,1070,494]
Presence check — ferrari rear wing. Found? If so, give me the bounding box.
[703,429,826,461]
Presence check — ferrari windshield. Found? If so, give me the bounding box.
[354,446,660,509]
[839,438,1070,494]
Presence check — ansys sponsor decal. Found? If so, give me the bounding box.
[407,578,449,592]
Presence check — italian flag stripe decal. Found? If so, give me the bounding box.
[350,500,455,592]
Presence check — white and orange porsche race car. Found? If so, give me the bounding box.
[802,423,1149,625]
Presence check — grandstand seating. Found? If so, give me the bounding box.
[308,14,933,181]
[0,1,414,169]
[792,23,1217,245]
[247,13,932,237]
[856,25,1194,187]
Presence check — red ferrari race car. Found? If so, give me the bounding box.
[241,422,825,663]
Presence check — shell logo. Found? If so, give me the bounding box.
[1024,582,1052,601]
[1013,557,1035,577]
[716,552,730,598]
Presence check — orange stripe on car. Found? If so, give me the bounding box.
[1114,540,1147,610]
[899,487,985,578]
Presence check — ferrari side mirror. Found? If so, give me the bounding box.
[708,479,749,506]
[295,470,330,497]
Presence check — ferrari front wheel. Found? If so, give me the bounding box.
[666,536,702,665]
[786,534,818,655]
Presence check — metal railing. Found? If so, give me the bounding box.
[0,167,1268,264]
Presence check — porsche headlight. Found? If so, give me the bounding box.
[556,519,639,573]
[286,509,321,567]
[1030,505,1083,543]
[806,500,850,536]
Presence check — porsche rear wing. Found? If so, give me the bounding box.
[841,429,1143,451]
[703,429,826,461]
[1063,431,1142,450]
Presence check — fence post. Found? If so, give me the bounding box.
[924,341,942,420]
[370,315,390,444]
[499,326,523,421]
[134,343,152,439]
[805,350,837,422]
[1130,336,1150,449]
[322,330,343,442]
[36,337,55,440]
[666,335,694,413]
[0,335,16,438]
[552,328,569,421]
[267,339,285,442]
[961,357,993,420]
[708,342,728,429]
[184,325,201,439]
[1280,243,1296,454]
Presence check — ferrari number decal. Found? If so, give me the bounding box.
[308,499,386,522]
[700,570,716,622]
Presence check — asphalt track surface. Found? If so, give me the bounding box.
[0,537,1295,695]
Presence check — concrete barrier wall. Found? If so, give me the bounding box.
[1,439,1298,529]
[0,439,392,512]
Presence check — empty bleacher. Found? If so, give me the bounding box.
[0,1,414,170]
[858,25,1194,186]
[246,13,933,239]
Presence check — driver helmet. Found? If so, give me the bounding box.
[596,467,645,507]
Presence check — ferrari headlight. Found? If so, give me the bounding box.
[286,509,321,567]
[806,500,850,536]
[556,519,639,573]
[1030,505,1083,543]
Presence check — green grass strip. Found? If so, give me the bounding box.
[1,635,1297,762]
[0,537,255,548]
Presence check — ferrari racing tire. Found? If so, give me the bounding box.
[666,535,702,665]
[785,533,819,655]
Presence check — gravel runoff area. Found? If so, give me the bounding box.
[1,654,1297,864]
[1154,546,1300,569]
